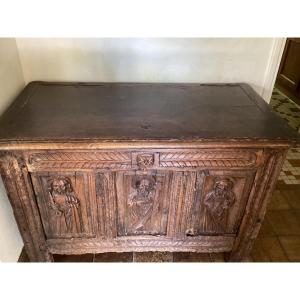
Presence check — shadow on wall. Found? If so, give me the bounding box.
[16,38,274,98]
[0,38,25,262]
[0,176,24,261]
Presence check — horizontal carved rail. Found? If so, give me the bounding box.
[47,235,235,254]
[26,150,259,171]
[159,151,257,168]
[27,151,132,170]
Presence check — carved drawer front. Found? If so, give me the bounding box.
[31,172,95,239]
[115,170,171,236]
[184,170,255,236]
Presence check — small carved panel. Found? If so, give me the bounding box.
[31,172,95,239]
[136,154,154,170]
[116,171,170,236]
[186,171,254,235]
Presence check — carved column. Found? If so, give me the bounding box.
[227,149,287,262]
[0,153,52,262]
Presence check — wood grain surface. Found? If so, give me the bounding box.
[1,82,299,262]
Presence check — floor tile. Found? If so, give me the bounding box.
[268,190,291,210]
[173,252,211,262]
[269,88,300,186]
[134,252,173,262]
[258,216,276,237]
[209,253,225,262]
[250,237,288,262]
[53,253,94,262]
[241,255,254,262]
[280,190,300,209]
[278,236,300,262]
[276,183,300,190]
[94,252,133,262]
[269,88,300,131]
[266,210,300,235]
[293,210,300,223]
[290,160,300,167]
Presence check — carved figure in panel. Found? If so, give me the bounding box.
[200,178,236,233]
[128,176,159,233]
[48,176,84,235]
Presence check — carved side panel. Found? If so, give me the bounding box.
[185,170,255,235]
[116,171,171,236]
[31,172,95,239]
[0,153,52,262]
[228,149,288,261]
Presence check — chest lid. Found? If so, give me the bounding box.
[0,82,299,145]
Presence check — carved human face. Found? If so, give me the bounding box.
[137,179,151,196]
[51,179,68,195]
[215,179,232,196]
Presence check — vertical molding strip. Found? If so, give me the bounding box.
[261,38,286,103]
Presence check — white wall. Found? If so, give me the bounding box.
[16,38,278,101]
[0,39,25,262]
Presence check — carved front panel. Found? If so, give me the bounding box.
[28,150,257,244]
[31,172,95,239]
[116,171,171,236]
[185,170,255,235]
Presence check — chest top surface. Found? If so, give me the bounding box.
[0,81,299,144]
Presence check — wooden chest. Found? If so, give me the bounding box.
[0,82,299,262]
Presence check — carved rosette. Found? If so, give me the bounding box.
[48,176,83,234]
[136,154,154,170]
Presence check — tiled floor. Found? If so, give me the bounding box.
[18,87,300,263]
[270,88,300,131]
[249,187,300,262]
[248,85,300,262]
[270,88,300,185]
[278,149,300,185]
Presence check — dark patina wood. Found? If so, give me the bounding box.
[0,82,299,262]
